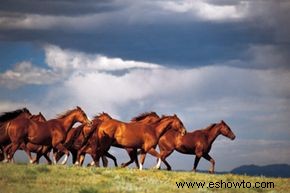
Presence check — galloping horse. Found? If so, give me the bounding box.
[21,113,53,164]
[0,108,32,162]
[76,112,161,167]
[158,120,236,173]
[74,113,118,167]
[93,114,186,170]
[6,106,91,164]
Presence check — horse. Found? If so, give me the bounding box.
[76,112,161,167]
[73,113,118,167]
[6,106,91,164]
[20,113,53,164]
[92,114,186,170]
[158,120,236,173]
[0,108,32,162]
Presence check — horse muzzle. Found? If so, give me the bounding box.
[230,134,236,140]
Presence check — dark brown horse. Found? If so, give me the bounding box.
[158,120,236,173]
[93,114,186,170]
[0,108,32,162]
[6,106,91,164]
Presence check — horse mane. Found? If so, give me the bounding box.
[56,107,78,119]
[202,123,217,131]
[94,112,112,120]
[130,112,158,122]
[0,108,30,122]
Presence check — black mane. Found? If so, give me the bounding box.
[0,108,30,122]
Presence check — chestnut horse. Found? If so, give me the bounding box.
[76,112,161,167]
[73,113,118,167]
[158,120,236,173]
[21,113,53,164]
[6,106,91,164]
[0,108,32,162]
[93,114,186,170]
[55,121,118,167]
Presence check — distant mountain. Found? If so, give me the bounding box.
[231,164,290,178]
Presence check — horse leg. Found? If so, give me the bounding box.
[52,148,58,164]
[147,148,162,169]
[20,143,34,164]
[138,150,147,170]
[105,152,118,167]
[203,153,215,174]
[3,144,11,163]
[121,148,137,168]
[7,143,21,163]
[55,151,65,163]
[193,153,202,172]
[55,143,70,165]
[43,151,52,165]
[71,149,78,165]
[101,156,108,167]
[159,150,174,171]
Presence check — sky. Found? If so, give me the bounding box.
[0,0,290,171]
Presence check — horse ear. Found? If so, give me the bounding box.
[174,114,177,117]
[221,120,225,123]
[76,106,81,110]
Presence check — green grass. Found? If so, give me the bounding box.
[0,164,289,193]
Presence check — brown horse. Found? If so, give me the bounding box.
[6,106,91,164]
[20,113,53,164]
[158,120,236,173]
[73,113,118,167]
[0,108,32,162]
[93,114,186,170]
[54,121,118,167]
[76,112,161,167]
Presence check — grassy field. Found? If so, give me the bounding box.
[0,164,289,193]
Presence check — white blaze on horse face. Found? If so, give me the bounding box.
[155,158,161,169]
[61,154,69,165]
[139,163,143,170]
[29,159,34,164]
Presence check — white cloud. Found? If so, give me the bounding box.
[0,61,60,88]
[158,0,248,21]
[0,45,161,88]
[44,45,161,71]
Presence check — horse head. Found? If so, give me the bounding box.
[59,106,91,126]
[161,114,187,136]
[96,112,112,121]
[30,112,46,122]
[219,120,235,140]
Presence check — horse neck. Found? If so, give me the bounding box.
[205,124,221,146]
[58,113,77,132]
[153,118,172,139]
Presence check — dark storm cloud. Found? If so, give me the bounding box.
[0,0,289,69]
[0,0,122,16]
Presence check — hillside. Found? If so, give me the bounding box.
[231,164,290,178]
[0,164,289,193]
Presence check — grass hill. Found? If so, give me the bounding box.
[0,164,289,193]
